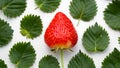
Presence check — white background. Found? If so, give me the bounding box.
[0,0,119,68]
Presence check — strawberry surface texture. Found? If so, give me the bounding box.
[44,12,78,50]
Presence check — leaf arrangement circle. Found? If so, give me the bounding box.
[0,0,120,68]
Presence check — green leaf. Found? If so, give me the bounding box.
[82,23,109,52]
[68,51,95,68]
[20,14,43,39]
[0,59,7,68]
[104,0,120,30]
[9,42,36,68]
[0,18,13,47]
[0,0,26,17]
[39,55,60,68]
[102,48,120,68]
[69,0,97,21]
[35,0,61,13]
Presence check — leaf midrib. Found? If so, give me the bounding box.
[78,2,86,21]
[78,10,84,21]
[39,1,46,8]
[2,0,14,10]
[16,44,29,66]
[94,41,97,52]
[94,34,102,52]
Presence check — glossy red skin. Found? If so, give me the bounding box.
[44,12,78,49]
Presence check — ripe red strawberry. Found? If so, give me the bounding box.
[44,12,78,50]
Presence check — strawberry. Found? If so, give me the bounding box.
[44,12,78,50]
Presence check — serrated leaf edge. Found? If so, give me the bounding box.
[20,14,43,39]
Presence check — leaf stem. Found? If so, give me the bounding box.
[16,63,18,68]
[34,7,39,10]
[60,50,64,68]
[77,10,83,26]
[77,19,81,26]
